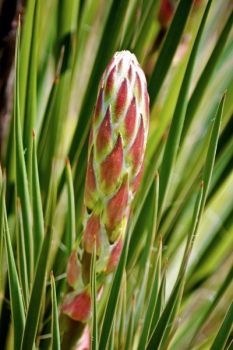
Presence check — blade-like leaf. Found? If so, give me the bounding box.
[147,182,204,349]
[189,265,233,347]
[19,0,36,122]
[148,270,166,341]
[20,220,53,349]
[137,239,162,350]
[31,132,44,264]
[23,0,41,179]
[200,93,226,214]
[50,272,61,350]
[60,0,130,194]
[65,159,76,253]
[148,0,193,105]
[99,230,130,350]
[147,90,225,349]
[3,196,25,350]
[125,299,135,350]
[91,243,98,350]
[210,301,233,350]
[158,0,213,215]
[14,22,33,278]
[16,199,29,306]
[181,10,233,141]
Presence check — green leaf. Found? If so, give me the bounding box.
[210,301,233,350]
[118,271,127,349]
[125,300,135,350]
[91,244,98,350]
[189,265,233,347]
[148,0,193,105]
[147,183,204,349]
[19,0,36,123]
[15,199,29,306]
[127,173,159,270]
[131,177,160,331]
[200,93,226,214]
[3,193,25,350]
[64,0,130,193]
[31,132,44,264]
[23,0,41,180]
[40,36,74,193]
[148,270,166,341]
[50,272,61,350]
[133,0,160,62]
[148,90,225,348]
[158,0,214,215]
[137,239,162,350]
[57,0,80,40]
[181,10,233,141]
[14,21,33,280]
[99,230,130,350]
[20,221,53,349]
[65,159,76,253]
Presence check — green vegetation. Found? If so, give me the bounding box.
[0,0,232,349]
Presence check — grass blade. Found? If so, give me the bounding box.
[148,270,166,342]
[16,199,29,306]
[50,272,61,350]
[19,0,36,122]
[210,301,233,350]
[20,220,53,349]
[200,93,226,213]
[91,244,98,350]
[99,231,130,350]
[147,182,204,349]
[158,0,213,215]
[14,21,33,278]
[3,193,25,350]
[181,10,233,141]
[23,0,41,179]
[189,264,233,347]
[148,0,193,105]
[31,132,44,264]
[62,0,130,194]
[125,299,135,350]
[65,159,76,253]
[137,239,162,350]
[147,91,225,348]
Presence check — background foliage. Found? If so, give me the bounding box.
[0,0,232,349]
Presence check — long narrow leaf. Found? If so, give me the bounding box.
[15,199,29,306]
[91,244,98,350]
[210,301,233,350]
[51,272,61,350]
[158,0,213,215]
[20,223,53,349]
[148,0,193,105]
[31,132,44,264]
[3,198,25,350]
[99,231,130,350]
[181,10,233,140]
[14,22,33,278]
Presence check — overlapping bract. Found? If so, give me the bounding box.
[62,51,149,322]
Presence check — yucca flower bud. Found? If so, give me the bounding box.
[62,50,149,324]
[83,50,149,251]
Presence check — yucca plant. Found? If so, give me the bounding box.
[0,0,232,350]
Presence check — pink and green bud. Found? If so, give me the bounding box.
[62,291,91,322]
[83,50,149,252]
[67,251,82,289]
[62,51,149,326]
